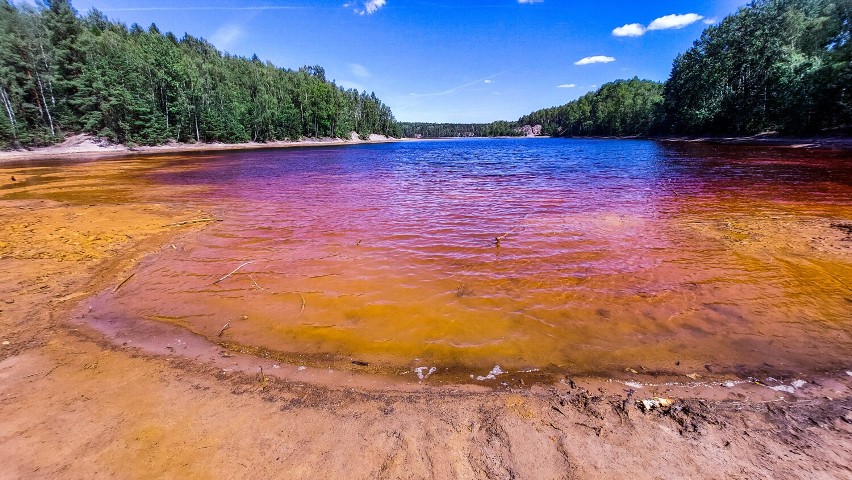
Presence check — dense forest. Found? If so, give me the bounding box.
[0,0,400,149]
[661,0,850,135]
[407,0,850,139]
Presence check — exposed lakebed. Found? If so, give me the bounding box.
[36,138,851,384]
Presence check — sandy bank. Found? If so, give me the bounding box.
[0,133,404,163]
[0,157,850,478]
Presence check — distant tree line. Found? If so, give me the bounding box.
[398,121,521,138]
[405,0,850,139]
[0,0,400,149]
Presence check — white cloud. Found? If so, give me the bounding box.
[557,84,576,88]
[211,24,244,49]
[345,0,386,15]
[574,55,615,65]
[408,73,504,97]
[517,0,544,3]
[364,0,386,14]
[349,63,370,78]
[612,23,646,37]
[647,13,703,30]
[703,18,718,25]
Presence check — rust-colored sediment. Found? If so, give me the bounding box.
[0,148,850,478]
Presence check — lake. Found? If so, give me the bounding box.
[77,138,851,383]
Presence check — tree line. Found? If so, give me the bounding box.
[397,121,521,138]
[405,0,850,139]
[0,0,400,149]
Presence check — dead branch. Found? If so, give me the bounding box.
[213,261,255,285]
[296,292,306,318]
[307,273,340,279]
[112,272,136,294]
[249,274,271,293]
[163,218,222,227]
[218,321,231,337]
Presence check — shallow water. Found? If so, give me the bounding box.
[56,139,852,382]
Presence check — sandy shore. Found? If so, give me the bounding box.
[0,133,404,164]
[655,135,852,149]
[0,157,850,478]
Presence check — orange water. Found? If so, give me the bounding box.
[49,139,852,382]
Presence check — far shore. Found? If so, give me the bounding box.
[0,133,406,163]
[3,132,850,164]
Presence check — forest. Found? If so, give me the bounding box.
[0,0,400,149]
[408,0,850,139]
[1,0,849,147]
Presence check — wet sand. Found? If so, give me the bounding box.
[1,153,851,478]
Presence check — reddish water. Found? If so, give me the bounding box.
[61,139,852,382]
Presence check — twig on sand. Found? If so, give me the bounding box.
[213,261,255,285]
[163,218,222,227]
[218,321,231,337]
[249,274,270,292]
[307,273,339,279]
[112,272,136,294]
[296,292,306,318]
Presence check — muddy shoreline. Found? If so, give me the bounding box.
[1,156,851,478]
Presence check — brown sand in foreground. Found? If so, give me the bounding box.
[0,162,850,479]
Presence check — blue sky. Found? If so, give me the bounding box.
[63,0,751,122]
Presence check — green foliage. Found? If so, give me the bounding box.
[520,0,849,137]
[661,0,851,134]
[520,78,664,137]
[0,0,398,148]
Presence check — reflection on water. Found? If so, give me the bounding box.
[81,139,851,381]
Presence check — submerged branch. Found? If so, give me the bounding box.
[214,261,255,285]
[164,218,222,227]
[112,272,136,294]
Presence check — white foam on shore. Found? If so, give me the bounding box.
[414,366,436,380]
[476,365,505,381]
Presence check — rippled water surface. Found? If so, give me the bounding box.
[85,139,852,381]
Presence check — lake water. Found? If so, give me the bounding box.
[82,138,851,383]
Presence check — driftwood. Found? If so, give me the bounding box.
[249,274,270,292]
[213,261,255,285]
[296,292,306,318]
[218,321,231,337]
[163,218,222,227]
[112,272,136,293]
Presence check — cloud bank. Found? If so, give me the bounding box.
[557,84,576,88]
